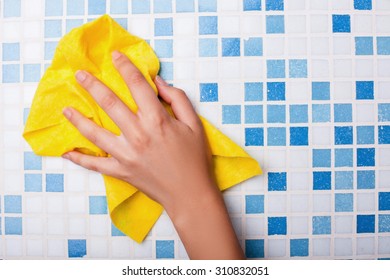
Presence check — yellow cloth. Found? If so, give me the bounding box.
[23,15,262,243]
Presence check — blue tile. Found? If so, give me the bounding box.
[266,0,284,11]
[111,223,126,236]
[379,215,390,232]
[312,104,331,123]
[356,81,374,100]
[266,15,285,34]
[132,0,150,14]
[23,64,41,82]
[176,0,194,12]
[332,15,351,33]
[379,126,390,144]
[156,240,174,259]
[25,174,42,192]
[267,127,286,146]
[66,19,84,33]
[245,105,263,124]
[357,148,375,167]
[354,0,372,10]
[290,127,308,146]
[200,83,218,102]
[222,105,241,124]
[24,152,42,170]
[268,172,287,191]
[245,82,263,101]
[335,193,354,212]
[154,39,173,58]
[67,0,85,15]
[378,103,390,122]
[2,43,20,61]
[45,0,63,16]
[267,59,285,78]
[313,216,331,235]
[88,0,106,15]
[334,104,352,123]
[5,217,22,235]
[243,0,261,11]
[290,105,308,123]
[198,0,217,12]
[3,0,21,17]
[290,239,309,257]
[45,20,62,38]
[357,170,375,189]
[159,62,173,80]
[335,171,354,190]
[24,108,30,125]
[312,82,330,100]
[313,149,331,168]
[4,195,22,214]
[379,192,390,211]
[289,59,307,78]
[222,38,240,57]
[335,148,353,167]
[46,174,64,192]
[110,0,128,14]
[245,195,264,214]
[268,217,287,235]
[2,64,20,83]
[267,105,285,123]
[199,16,218,35]
[199,38,218,57]
[115,18,128,29]
[45,41,58,60]
[245,239,264,258]
[89,196,108,215]
[335,126,353,145]
[267,82,285,101]
[154,0,172,13]
[244,37,263,56]
[245,128,264,146]
[68,239,87,258]
[313,171,332,190]
[357,215,375,233]
[355,37,374,55]
[377,37,390,55]
[155,18,173,36]
[357,126,375,144]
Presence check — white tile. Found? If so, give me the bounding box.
[289,149,310,168]
[268,194,287,213]
[331,0,350,10]
[174,61,196,80]
[198,60,218,80]
[174,17,196,36]
[378,59,390,78]
[357,193,375,212]
[26,239,44,257]
[287,81,309,101]
[67,195,86,214]
[379,148,390,166]
[289,172,311,191]
[286,15,306,34]
[219,83,242,103]
[378,82,390,100]
[290,216,309,235]
[219,59,241,79]
[47,196,65,214]
[354,15,373,33]
[22,42,43,61]
[219,16,240,35]
[379,170,390,189]
[242,58,264,79]
[268,239,286,258]
[68,217,86,235]
[310,0,329,10]
[3,131,22,149]
[376,15,390,33]
[335,215,353,234]
[47,239,66,258]
[3,171,23,192]
[312,194,331,212]
[311,37,330,55]
[313,238,331,256]
[310,59,330,78]
[45,157,64,170]
[334,59,352,78]
[3,108,21,126]
[242,15,263,35]
[311,126,331,146]
[47,217,66,235]
[334,238,353,256]
[377,0,390,10]
[89,216,109,236]
[286,0,306,10]
[6,239,23,257]
[357,237,375,256]
[356,104,375,122]
[310,15,329,33]
[133,240,153,259]
[334,81,353,100]
[89,238,109,258]
[290,195,309,213]
[174,39,196,58]
[23,0,43,17]
[218,0,240,11]
[23,21,42,39]
[25,217,44,235]
[224,195,242,214]
[2,21,22,41]
[154,215,175,237]
[355,59,374,78]
[129,18,151,39]
[111,238,132,258]
[288,38,307,56]
[378,237,390,254]
[266,150,286,169]
[89,173,106,193]
[67,172,87,192]
[264,37,285,56]
[25,196,44,214]
[333,37,352,55]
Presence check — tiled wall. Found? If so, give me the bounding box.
[1,0,390,259]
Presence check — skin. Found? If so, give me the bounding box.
[62,50,245,260]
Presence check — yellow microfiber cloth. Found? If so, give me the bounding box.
[23,15,262,243]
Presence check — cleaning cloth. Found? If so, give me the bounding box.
[23,15,262,243]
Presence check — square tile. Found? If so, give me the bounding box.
[332,15,351,33]
[268,217,287,235]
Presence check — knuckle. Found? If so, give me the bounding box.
[128,71,145,86]
[100,93,117,112]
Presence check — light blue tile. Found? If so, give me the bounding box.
[4,195,22,214]
[199,16,218,35]
[155,18,173,36]
[243,0,261,11]
[267,105,286,123]
[154,39,173,58]
[222,38,240,57]
[267,82,285,100]
[176,0,194,12]
[159,62,173,80]
[200,83,218,102]
[334,104,353,122]
[313,216,331,235]
[89,196,108,214]
[46,174,64,192]
[222,105,241,124]
[4,0,21,17]
[379,103,390,122]
[24,152,42,170]
[357,126,375,144]
[312,82,330,100]
[379,215,390,233]
[199,0,217,12]
[335,171,354,190]
[245,195,264,214]
[245,128,264,146]
[289,105,308,123]
[67,0,85,15]
[154,0,172,13]
[245,82,263,101]
[2,43,20,61]
[313,149,331,168]
[245,105,263,124]
[110,0,128,14]
[290,127,309,146]
[199,38,218,57]
[377,37,390,55]
[2,64,20,83]
[266,15,285,34]
[132,0,150,14]
[45,0,63,16]
[335,193,354,212]
[5,217,22,235]
[88,0,106,15]
[24,108,30,125]
[267,60,285,78]
[23,64,41,82]
[45,20,63,38]
[25,174,42,192]
[111,223,126,236]
[114,18,128,30]
[312,104,330,123]
[45,41,58,60]
[244,37,263,56]
[267,127,286,146]
[68,239,87,258]
[335,148,353,167]
[156,240,174,259]
[289,59,307,78]
[357,170,375,189]
[355,37,374,55]
[66,19,84,33]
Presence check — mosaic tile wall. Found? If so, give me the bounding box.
[1,0,390,259]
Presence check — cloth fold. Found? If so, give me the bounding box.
[23,15,262,243]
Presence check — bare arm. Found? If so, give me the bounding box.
[62,51,244,259]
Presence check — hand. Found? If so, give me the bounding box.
[63,51,244,259]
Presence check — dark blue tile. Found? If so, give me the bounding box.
[356,81,374,100]
[290,239,309,257]
[290,127,308,146]
[379,126,390,144]
[332,15,351,33]
[334,126,353,145]
[267,82,285,101]
[354,0,372,10]
[357,148,375,167]
[266,0,284,11]
[245,128,264,146]
[268,172,287,191]
[245,239,264,258]
[313,171,331,190]
[243,0,261,11]
[222,38,240,57]
[379,192,390,211]
[68,239,87,258]
[268,217,287,235]
[357,214,375,233]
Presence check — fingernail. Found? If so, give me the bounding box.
[62,153,70,160]
[75,70,87,82]
[112,50,122,61]
[63,107,72,119]
[155,75,168,86]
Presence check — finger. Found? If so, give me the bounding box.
[155,76,203,133]
[62,151,120,177]
[75,70,138,133]
[63,107,121,158]
[111,51,163,115]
